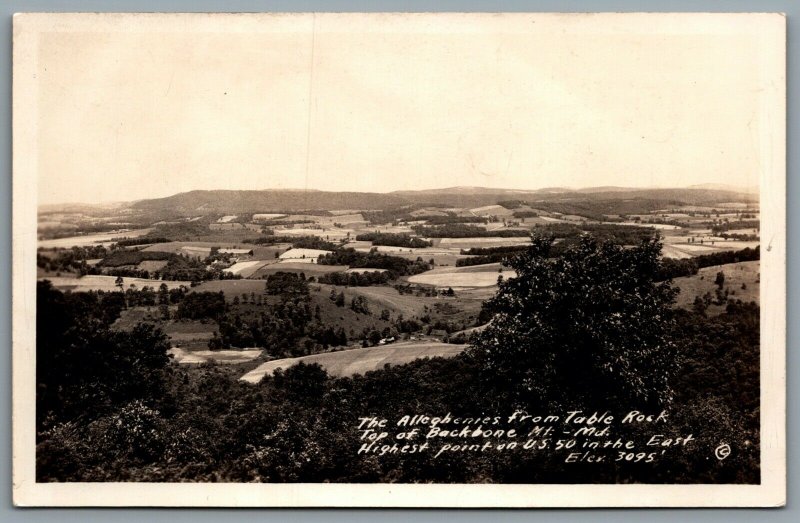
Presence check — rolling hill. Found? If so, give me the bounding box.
[131,189,409,215]
[45,186,758,217]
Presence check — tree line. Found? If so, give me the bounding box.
[354,232,432,248]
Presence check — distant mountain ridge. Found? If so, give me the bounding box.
[44,185,758,215]
[131,189,408,214]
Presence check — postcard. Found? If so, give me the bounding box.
[12,12,786,507]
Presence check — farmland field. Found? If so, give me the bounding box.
[41,275,190,292]
[169,347,262,364]
[407,263,515,289]
[252,213,287,221]
[250,262,347,278]
[161,320,218,349]
[279,248,333,261]
[38,228,152,249]
[191,279,270,298]
[138,260,169,272]
[224,260,270,277]
[240,341,467,382]
[470,204,515,217]
[438,237,532,249]
[672,260,759,313]
[274,227,354,240]
[661,237,760,259]
[145,241,288,260]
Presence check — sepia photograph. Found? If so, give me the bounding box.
[12,12,785,507]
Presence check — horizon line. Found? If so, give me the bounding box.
[38,182,760,209]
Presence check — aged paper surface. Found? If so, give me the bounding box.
[12,12,785,507]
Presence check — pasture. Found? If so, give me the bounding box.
[672,260,760,313]
[661,236,760,259]
[279,248,333,261]
[407,263,515,289]
[437,237,532,249]
[144,241,289,260]
[250,262,347,279]
[38,228,152,249]
[170,347,263,364]
[191,279,268,298]
[162,320,218,349]
[40,275,190,292]
[224,260,271,277]
[252,213,287,221]
[273,227,354,240]
[327,284,487,326]
[470,204,515,217]
[240,341,467,382]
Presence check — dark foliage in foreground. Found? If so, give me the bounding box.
[468,236,679,411]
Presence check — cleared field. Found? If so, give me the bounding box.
[279,248,333,261]
[350,242,462,256]
[224,260,270,277]
[240,341,466,382]
[181,246,213,255]
[368,225,414,234]
[410,208,449,217]
[407,263,516,289]
[673,261,759,313]
[209,223,245,231]
[170,347,262,364]
[323,213,366,224]
[726,228,759,235]
[330,209,368,216]
[191,279,267,298]
[661,238,760,259]
[323,285,428,318]
[660,245,696,259]
[40,275,190,292]
[161,320,217,349]
[138,260,169,272]
[318,284,485,326]
[251,262,347,278]
[618,222,681,230]
[470,204,514,217]
[253,213,286,221]
[38,228,152,249]
[145,241,287,261]
[438,237,532,249]
[112,306,164,331]
[38,221,78,231]
[217,215,238,223]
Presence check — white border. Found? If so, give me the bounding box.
[11,12,786,507]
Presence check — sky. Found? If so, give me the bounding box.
[29,13,781,205]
